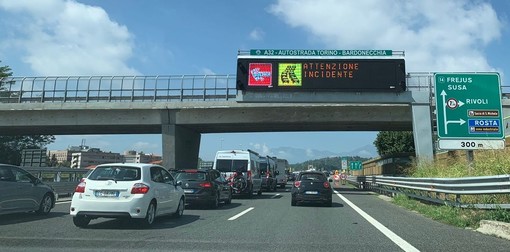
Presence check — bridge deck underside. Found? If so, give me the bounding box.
[0,104,413,135]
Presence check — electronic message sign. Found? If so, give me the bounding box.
[236,58,406,92]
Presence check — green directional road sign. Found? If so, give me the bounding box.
[434,73,504,150]
[349,161,363,170]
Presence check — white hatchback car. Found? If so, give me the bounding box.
[70,163,185,228]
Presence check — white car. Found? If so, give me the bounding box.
[70,163,185,228]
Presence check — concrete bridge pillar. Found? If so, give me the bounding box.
[161,124,201,170]
[411,103,434,164]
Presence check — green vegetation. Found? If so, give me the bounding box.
[390,148,510,228]
[0,61,56,165]
[373,131,414,157]
[291,156,370,171]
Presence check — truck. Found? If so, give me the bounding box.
[212,149,262,197]
[275,158,289,189]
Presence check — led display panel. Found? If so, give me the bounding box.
[236,58,406,92]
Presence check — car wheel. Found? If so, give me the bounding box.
[141,201,156,227]
[225,191,232,204]
[325,199,332,207]
[247,185,253,199]
[291,197,297,206]
[173,197,184,218]
[36,193,53,215]
[210,193,219,209]
[73,216,90,228]
[280,184,285,189]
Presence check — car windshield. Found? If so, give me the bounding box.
[88,166,141,181]
[174,172,206,181]
[300,173,325,182]
[215,159,248,172]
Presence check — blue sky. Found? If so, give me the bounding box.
[1,0,509,163]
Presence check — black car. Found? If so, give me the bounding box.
[291,171,333,207]
[174,169,232,208]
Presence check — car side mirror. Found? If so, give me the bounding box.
[175,180,182,186]
[329,179,333,183]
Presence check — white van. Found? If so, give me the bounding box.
[213,150,262,197]
[276,158,289,188]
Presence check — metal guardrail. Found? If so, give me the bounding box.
[24,167,89,197]
[348,175,510,209]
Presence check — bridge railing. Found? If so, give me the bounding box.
[1,73,508,103]
[0,75,237,103]
[348,175,510,209]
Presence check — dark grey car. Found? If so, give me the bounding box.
[291,171,333,207]
[0,164,57,215]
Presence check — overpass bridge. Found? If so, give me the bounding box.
[0,73,508,169]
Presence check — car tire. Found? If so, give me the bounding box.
[141,201,156,227]
[225,192,232,204]
[325,199,332,207]
[291,197,297,206]
[36,193,53,215]
[247,185,253,199]
[73,216,90,228]
[280,184,285,189]
[173,197,184,218]
[257,189,262,196]
[210,193,219,209]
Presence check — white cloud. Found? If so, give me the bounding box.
[249,28,265,41]
[269,0,502,72]
[201,68,216,75]
[0,0,139,75]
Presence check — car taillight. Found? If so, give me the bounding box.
[131,183,150,194]
[199,182,212,188]
[323,182,330,188]
[75,182,86,193]
[294,181,301,187]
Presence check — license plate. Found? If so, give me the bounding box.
[95,190,119,197]
[184,189,194,193]
[305,191,318,195]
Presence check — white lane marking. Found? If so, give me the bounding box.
[334,191,420,252]
[228,207,254,221]
[271,194,281,199]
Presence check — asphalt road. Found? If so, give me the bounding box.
[0,183,509,252]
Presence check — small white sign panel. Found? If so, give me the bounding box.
[438,139,505,150]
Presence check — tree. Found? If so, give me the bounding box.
[0,61,56,165]
[373,131,415,157]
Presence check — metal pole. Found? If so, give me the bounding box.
[466,150,474,174]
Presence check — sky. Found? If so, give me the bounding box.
[0,0,509,163]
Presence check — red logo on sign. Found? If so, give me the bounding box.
[248,63,272,86]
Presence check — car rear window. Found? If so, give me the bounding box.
[299,173,326,182]
[88,166,141,181]
[174,172,206,181]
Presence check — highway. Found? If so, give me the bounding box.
[0,184,509,252]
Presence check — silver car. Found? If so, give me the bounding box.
[0,164,57,215]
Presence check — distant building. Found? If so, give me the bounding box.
[48,145,94,165]
[123,150,162,164]
[199,161,213,169]
[71,148,122,169]
[21,149,47,167]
